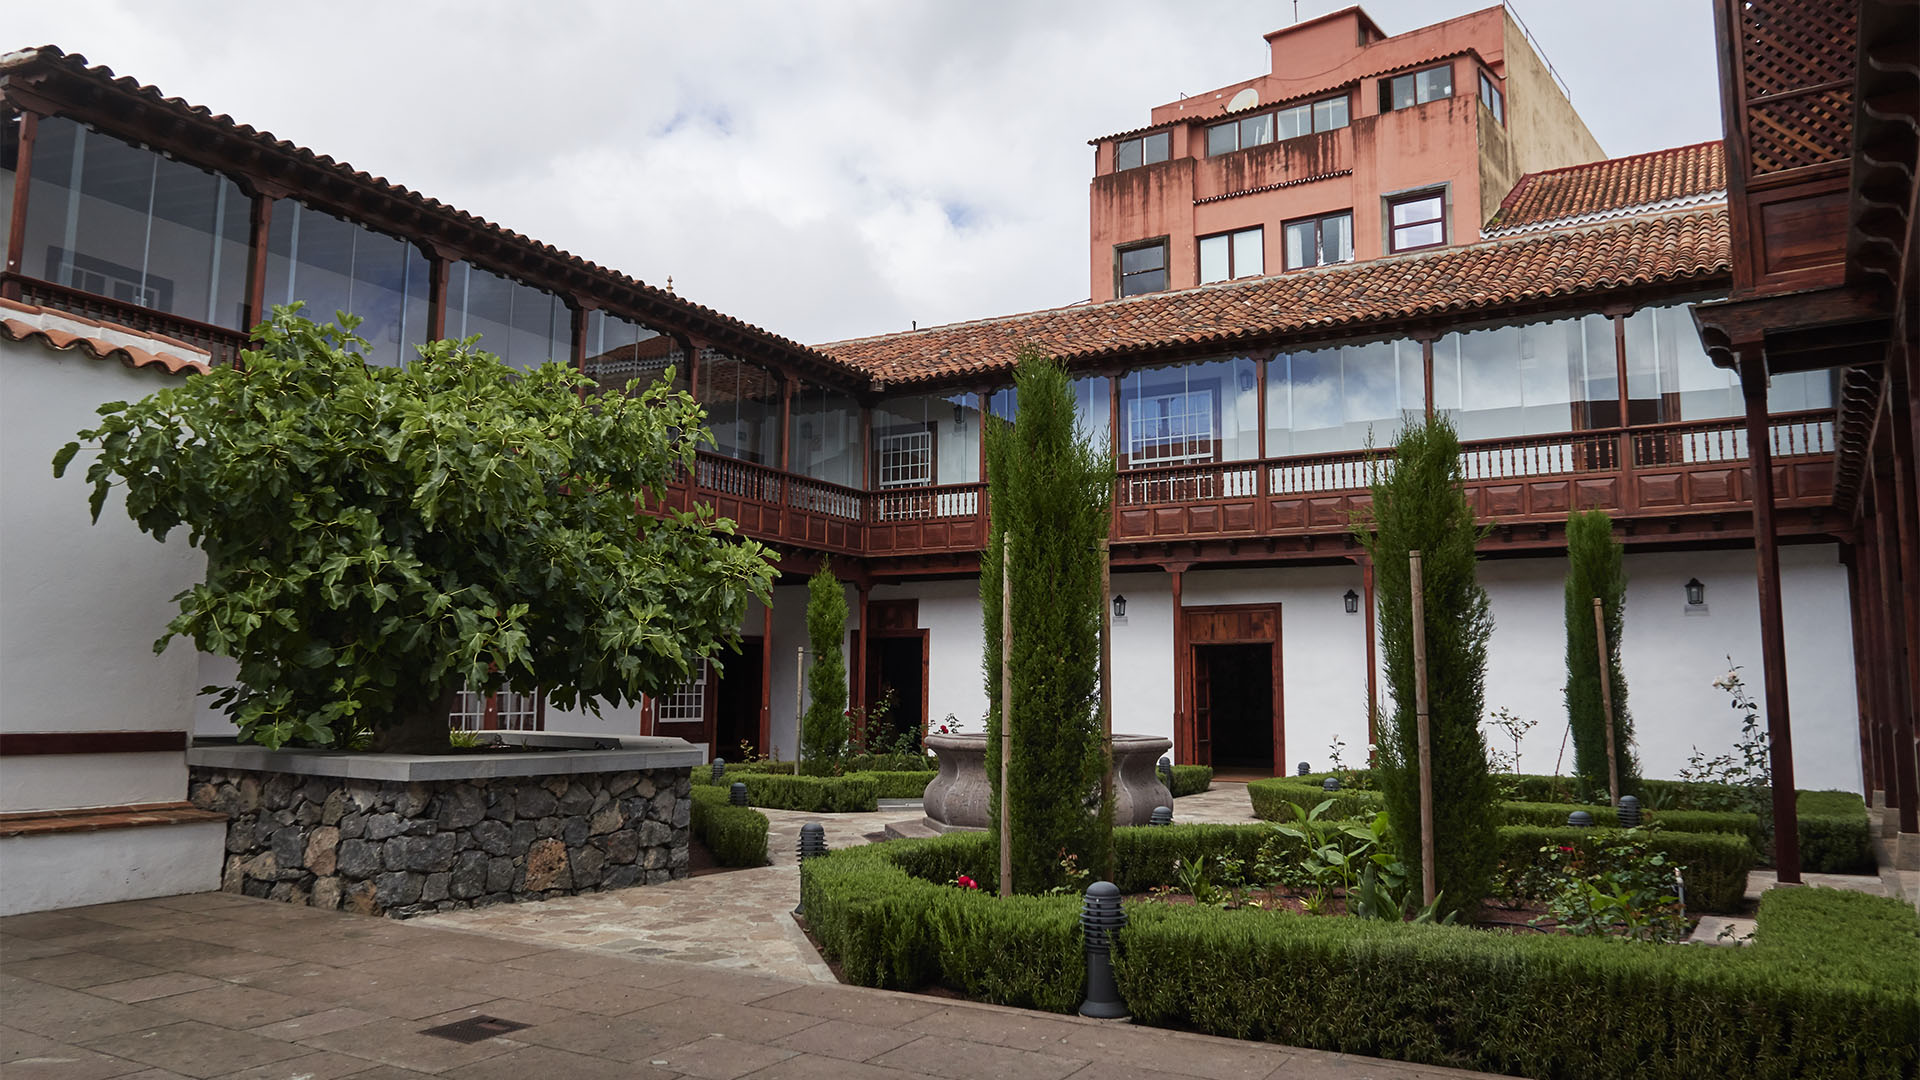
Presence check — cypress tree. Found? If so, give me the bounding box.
[1358,416,1499,918]
[982,349,1114,893]
[1564,509,1637,798]
[801,560,849,776]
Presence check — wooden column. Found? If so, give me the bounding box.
[1737,347,1800,883]
[853,582,871,719]
[1614,314,1635,510]
[1255,355,1269,459]
[1841,544,1877,802]
[686,336,703,401]
[1887,388,1920,811]
[1362,556,1378,752]
[242,194,275,337]
[425,254,450,341]
[760,601,775,758]
[3,111,38,300]
[977,389,991,479]
[1170,566,1187,763]
[1421,337,1436,419]
[779,374,795,473]
[1874,463,1920,836]
[569,303,588,373]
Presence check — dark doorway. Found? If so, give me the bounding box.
[713,637,764,759]
[1198,642,1275,775]
[865,635,926,749]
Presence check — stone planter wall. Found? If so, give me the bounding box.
[187,766,690,917]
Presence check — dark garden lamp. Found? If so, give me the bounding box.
[1322,776,1341,792]
[1343,588,1360,614]
[710,757,726,783]
[1112,594,1127,619]
[1568,810,1594,828]
[1158,755,1173,791]
[729,781,749,807]
[1149,805,1172,826]
[1297,761,1311,776]
[793,821,828,916]
[1616,795,1642,827]
[1684,578,1706,606]
[1078,882,1129,1019]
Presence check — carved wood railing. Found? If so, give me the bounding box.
[871,482,982,523]
[7,273,250,368]
[1628,410,1834,466]
[1118,459,1263,506]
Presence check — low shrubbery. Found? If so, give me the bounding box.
[1167,764,1213,797]
[802,828,1918,1079]
[1498,825,1753,913]
[859,771,937,799]
[689,785,768,866]
[692,766,931,807]
[1799,789,1875,874]
[1248,777,1382,820]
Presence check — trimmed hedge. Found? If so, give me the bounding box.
[1499,800,1761,845]
[803,829,1919,1080]
[1799,789,1875,874]
[1168,764,1213,797]
[854,770,936,799]
[688,785,768,867]
[738,773,877,812]
[1500,825,1753,914]
[1247,777,1383,821]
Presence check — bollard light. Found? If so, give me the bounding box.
[1158,756,1173,792]
[1322,776,1341,792]
[1568,810,1594,828]
[1078,881,1129,1020]
[1616,795,1642,828]
[711,757,726,783]
[1149,806,1172,826]
[793,821,829,917]
[1297,762,1311,776]
[729,781,749,807]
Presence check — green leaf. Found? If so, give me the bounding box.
[52,441,80,477]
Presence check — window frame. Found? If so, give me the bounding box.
[1198,225,1265,283]
[1386,190,1448,253]
[1381,63,1456,112]
[1204,93,1351,158]
[1125,383,1220,467]
[1281,210,1354,270]
[1115,238,1169,297]
[1478,71,1505,126]
[1113,131,1171,172]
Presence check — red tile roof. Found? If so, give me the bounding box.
[1485,141,1726,235]
[1,297,213,375]
[818,207,1729,387]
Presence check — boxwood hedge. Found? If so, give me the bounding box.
[1168,764,1213,797]
[688,784,768,867]
[800,828,1918,1080]
[1798,789,1875,874]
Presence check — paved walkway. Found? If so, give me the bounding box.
[1,891,1502,1080]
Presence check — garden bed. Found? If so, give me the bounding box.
[800,827,1919,1080]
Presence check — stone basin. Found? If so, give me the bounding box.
[920,732,1174,832]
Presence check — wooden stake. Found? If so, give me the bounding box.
[795,645,805,776]
[1099,538,1114,881]
[1592,597,1619,806]
[1409,550,1436,908]
[999,539,1013,899]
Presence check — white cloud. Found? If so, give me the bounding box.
[8,1,1721,345]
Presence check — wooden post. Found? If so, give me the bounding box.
[1099,538,1115,881]
[1362,558,1378,753]
[1738,348,1801,883]
[1409,549,1436,907]
[999,540,1013,898]
[794,644,805,776]
[2,111,36,300]
[1593,597,1620,807]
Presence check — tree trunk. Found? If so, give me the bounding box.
[370,689,462,754]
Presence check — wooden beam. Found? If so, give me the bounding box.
[2,111,37,300]
[1739,346,1802,882]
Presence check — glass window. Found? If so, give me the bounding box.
[1274,104,1310,141]
[1389,192,1446,252]
[446,262,570,370]
[1206,123,1239,157]
[789,382,859,487]
[1283,212,1353,269]
[1199,226,1263,284]
[1417,65,1454,103]
[1240,112,1274,149]
[989,386,1018,423]
[20,116,251,330]
[875,392,983,486]
[1313,95,1350,131]
[1207,96,1347,157]
[1478,72,1505,125]
[1621,304,1831,421]
[1118,241,1167,296]
[1267,340,1424,456]
[1074,374,1112,449]
[699,349,782,464]
[265,200,431,366]
[1115,138,1141,172]
[584,309,683,396]
[1113,132,1169,172]
[1,115,18,268]
[1432,315,1616,440]
[1383,64,1454,111]
[1120,356,1259,466]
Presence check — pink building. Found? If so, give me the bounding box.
[1087,5,1604,300]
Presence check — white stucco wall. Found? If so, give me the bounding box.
[0,337,205,812]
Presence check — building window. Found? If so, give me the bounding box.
[1267,339,1424,456]
[1388,191,1446,252]
[267,200,432,367]
[655,662,708,726]
[699,349,782,465]
[788,381,860,487]
[1199,226,1264,283]
[1283,211,1354,269]
[1206,95,1349,156]
[1119,355,1260,467]
[445,261,571,370]
[1478,72,1505,125]
[584,310,683,397]
[1114,131,1171,171]
[1117,240,1167,296]
[449,690,542,732]
[1381,64,1454,112]
[877,430,934,488]
[1128,388,1215,466]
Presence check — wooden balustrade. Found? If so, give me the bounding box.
[871,483,982,523]
[9,274,249,368]
[1119,460,1262,506]
[1629,410,1834,467]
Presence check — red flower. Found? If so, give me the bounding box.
[955,874,979,890]
[1558,845,1575,853]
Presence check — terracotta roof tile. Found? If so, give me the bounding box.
[1486,141,1726,235]
[1,297,212,375]
[818,207,1729,387]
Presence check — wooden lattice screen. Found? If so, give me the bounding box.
[1738,0,1856,174]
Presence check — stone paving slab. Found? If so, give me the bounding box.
[1,894,1508,1080]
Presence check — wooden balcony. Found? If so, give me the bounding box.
[7,274,249,368]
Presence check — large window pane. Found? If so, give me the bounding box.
[699,350,781,464]
[446,262,570,370]
[21,116,251,330]
[1240,113,1274,148]
[1233,229,1264,278]
[1314,96,1349,131]
[1206,123,1238,157]
[266,200,430,366]
[1417,65,1453,103]
[1319,212,1352,265]
[1074,374,1112,450]
[1267,340,1423,455]
[1199,234,1229,284]
[1433,315,1614,439]
[1120,356,1258,466]
[1,116,20,281]
[1114,138,1142,172]
[1622,304,1831,421]
[789,382,859,487]
[875,392,982,486]
[584,309,683,396]
[1143,132,1170,164]
[1274,104,1309,141]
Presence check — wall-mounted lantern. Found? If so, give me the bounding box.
[1343,588,1360,614]
[1112,594,1127,619]
[953,402,966,426]
[1684,578,1706,607]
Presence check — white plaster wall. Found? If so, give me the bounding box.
[1109,571,1177,745]
[0,821,223,916]
[0,338,204,811]
[872,578,990,732]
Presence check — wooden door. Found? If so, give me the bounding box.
[1181,604,1284,776]
[1191,647,1214,766]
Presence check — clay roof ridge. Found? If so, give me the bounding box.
[0,296,213,375]
[1483,189,1728,239]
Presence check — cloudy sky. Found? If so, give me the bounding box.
[11,1,1722,346]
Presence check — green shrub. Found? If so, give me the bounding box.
[1499,800,1615,828]
[1563,509,1638,797]
[848,752,934,772]
[1167,765,1213,797]
[1500,826,1753,913]
[1798,789,1874,874]
[1360,416,1500,917]
[1645,809,1763,848]
[737,773,877,813]
[689,785,768,867]
[801,562,850,775]
[1248,778,1383,821]
[1498,801,1760,844]
[848,771,936,799]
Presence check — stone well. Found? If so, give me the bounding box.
[186,732,702,918]
[919,732,1174,832]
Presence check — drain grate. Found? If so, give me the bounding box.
[420,1015,530,1043]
